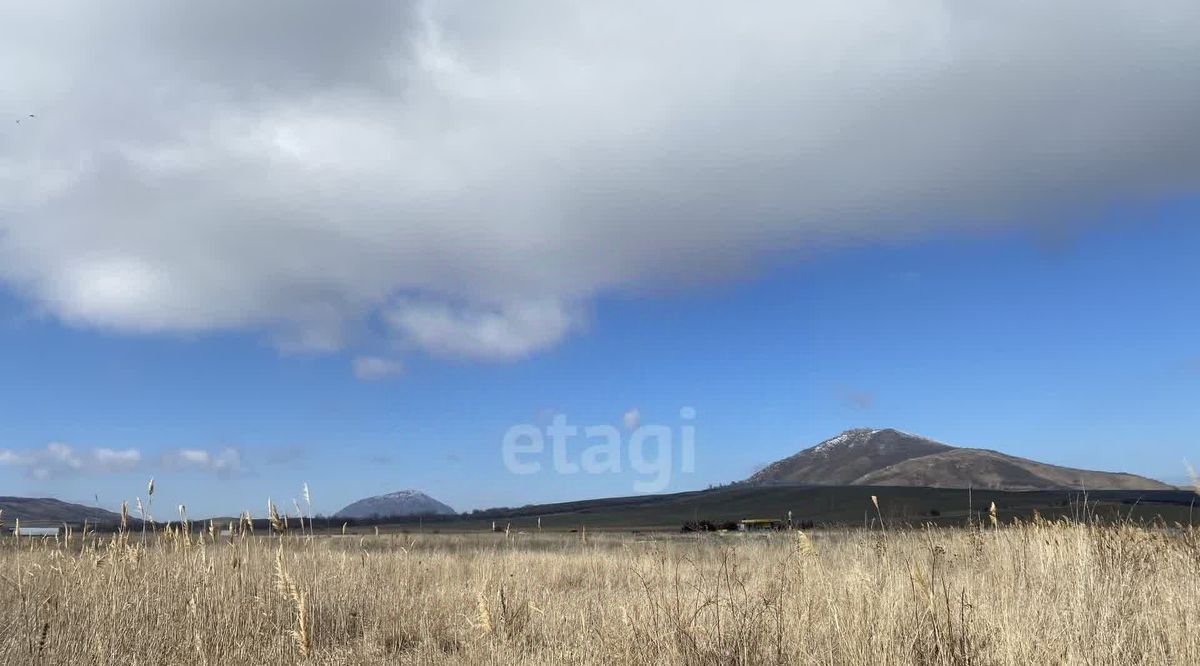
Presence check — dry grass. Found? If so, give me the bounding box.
[2,518,1199,664]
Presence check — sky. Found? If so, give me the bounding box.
[1,2,1198,517]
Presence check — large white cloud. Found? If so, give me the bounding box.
[2,1,1198,360]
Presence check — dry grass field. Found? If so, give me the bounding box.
[2,516,1199,665]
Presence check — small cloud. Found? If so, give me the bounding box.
[1032,223,1085,258]
[838,389,875,411]
[385,298,580,362]
[263,445,306,468]
[352,356,405,381]
[92,447,143,473]
[0,442,141,479]
[273,320,347,355]
[622,408,641,430]
[160,447,243,478]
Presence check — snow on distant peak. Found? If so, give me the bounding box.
[883,428,939,443]
[812,428,875,455]
[804,428,947,458]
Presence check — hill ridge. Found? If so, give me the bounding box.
[0,496,122,523]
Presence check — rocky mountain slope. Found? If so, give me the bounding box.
[748,428,1171,491]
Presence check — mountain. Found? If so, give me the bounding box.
[0,496,122,523]
[748,428,1172,491]
[334,490,456,519]
[749,429,953,485]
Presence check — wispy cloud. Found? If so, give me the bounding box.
[0,442,141,479]
[159,448,244,479]
[0,442,272,481]
[838,389,876,411]
[263,444,307,468]
[366,453,394,465]
[622,408,642,430]
[385,299,580,361]
[352,356,405,381]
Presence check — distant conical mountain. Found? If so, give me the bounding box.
[334,490,456,519]
[748,428,1171,491]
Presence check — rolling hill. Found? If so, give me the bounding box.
[0,496,122,524]
[748,428,1172,490]
[374,484,1199,532]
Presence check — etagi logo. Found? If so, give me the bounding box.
[501,408,696,493]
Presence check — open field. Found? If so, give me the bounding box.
[376,485,1199,533]
[3,516,1200,665]
[9,485,1196,535]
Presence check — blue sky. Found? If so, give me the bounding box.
[1,211,1197,516]
[3,3,1200,517]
